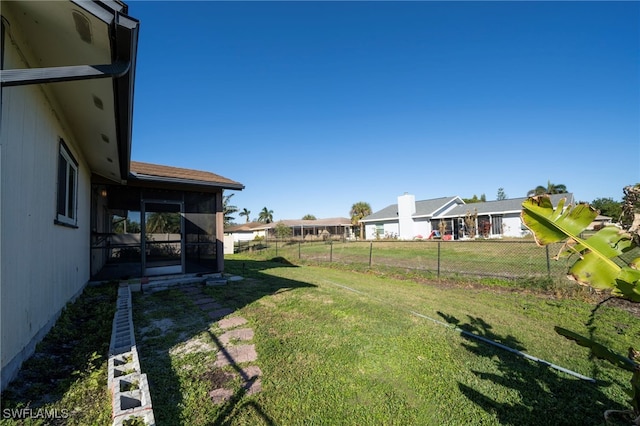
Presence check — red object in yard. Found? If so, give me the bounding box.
[443,235,452,240]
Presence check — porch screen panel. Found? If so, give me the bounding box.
[184,193,217,273]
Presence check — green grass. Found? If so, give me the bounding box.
[0,284,117,426]
[238,239,573,282]
[135,257,639,425]
[2,257,638,425]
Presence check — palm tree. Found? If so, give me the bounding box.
[258,207,274,224]
[527,181,568,197]
[146,212,180,233]
[223,193,238,225]
[350,201,372,240]
[239,208,251,223]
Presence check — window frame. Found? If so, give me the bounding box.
[55,139,79,228]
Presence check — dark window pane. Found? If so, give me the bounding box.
[67,165,75,219]
[57,153,67,216]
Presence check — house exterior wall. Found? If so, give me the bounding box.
[231,230,266,242]
[397,193,416,240]
[1,17,91,389]
[413,218,433,239]
[502,213,529,237]
[365,222,399,239]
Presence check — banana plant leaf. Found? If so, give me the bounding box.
[557,226,634,260]
[522,195,640,300]
[521,195,597,245]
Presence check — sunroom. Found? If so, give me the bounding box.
[91,161,243,281]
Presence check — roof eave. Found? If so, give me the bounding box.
[129,173,245,191]
[111,11,139,180]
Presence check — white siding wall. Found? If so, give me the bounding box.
[364,222,399,240]
[1,18,91,388]
[232,231,265,242]
[502,213,529,238]
[413,218,433,239]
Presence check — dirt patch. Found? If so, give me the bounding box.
[601,296,640,318]
[169,337,215,357]
[140,318,174,335]
[201,369,236,388]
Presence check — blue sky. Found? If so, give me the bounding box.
[129,1,639,222]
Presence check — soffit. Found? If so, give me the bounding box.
[5,1,124,181]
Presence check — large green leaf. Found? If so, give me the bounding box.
[568,251,624,290]
[521,196,597,245]
[521,195,637,297]
[558,226,633,260]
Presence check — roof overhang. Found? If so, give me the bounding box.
[1,0,139,181]
[128,172,245,192]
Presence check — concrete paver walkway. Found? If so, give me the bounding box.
[179,284,262,405]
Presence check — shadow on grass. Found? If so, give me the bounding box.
[134,258,315,425]
[437,311,629,426]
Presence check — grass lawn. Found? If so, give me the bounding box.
[239,239,573,281]
[0,285,116,426]
[2,256,638,425]
[133,256,638,425]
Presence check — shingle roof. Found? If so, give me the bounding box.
[226,217,352,232]
[361,194,576,222]
[274,217,352,227]
[361,196,461,222]
[440,193,575,217]
[225,222,270,232]
[129,161,244,190]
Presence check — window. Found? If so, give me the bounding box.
[56,140,78,226]
[491,215,503,235]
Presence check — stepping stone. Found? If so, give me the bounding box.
[193,297,217,306]
[199,301,223,311]
[219,328,254,345]
[209,388,234,405]
[214,344,257,367]
[240,365,261,381]
[208,308,234,321]
[181,286,203,295]
[243,378,262,396]
[217,317,247,330]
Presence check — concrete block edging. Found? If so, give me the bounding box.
[107,283,156,426]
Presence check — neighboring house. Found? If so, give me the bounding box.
[360,194,464,240]
[225,222,270,242]
[588,214,613,231]
[361,193,575,240]
[0,1,242,390]
[226,217,354,241]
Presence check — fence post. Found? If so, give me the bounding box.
[299,241,301,260]
[369,242,373,267]
[330,241,333,263]
[437,241,441,279]
[546,245,551,279]
[275,240,278,257]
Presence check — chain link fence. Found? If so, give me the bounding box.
[233,239,589,281]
